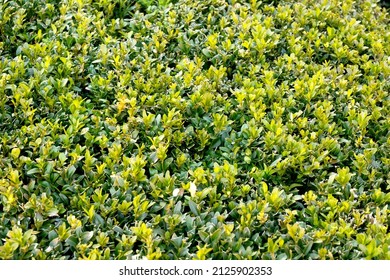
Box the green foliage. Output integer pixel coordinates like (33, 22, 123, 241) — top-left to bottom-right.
(0, 0, 389, 260)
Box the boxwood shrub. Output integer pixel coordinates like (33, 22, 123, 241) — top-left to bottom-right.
(0, 0, 389, 260)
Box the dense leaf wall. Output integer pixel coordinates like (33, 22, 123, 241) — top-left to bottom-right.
(0, 0, 389, 259)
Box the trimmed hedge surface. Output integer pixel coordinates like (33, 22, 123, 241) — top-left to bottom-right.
(0, 0, 389, 259)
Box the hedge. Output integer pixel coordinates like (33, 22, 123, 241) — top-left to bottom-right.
(0, 0, 389, 260)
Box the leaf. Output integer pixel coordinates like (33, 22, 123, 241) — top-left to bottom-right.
(173, 201, 182, 214)
(58, 153, 67, 162)
(188, 200, 199, 216)
(48, 230, 58, 241)
(277, 253, 288, 260)
(210, 228, 222, 243)
(189, 182, 197, 197)
(11, 148, 21, 159)
(171, 235, 183, 248)
(202, 48, 212, 58)
(113, 226, 123, 234)
(47, 208, 59, 217)
(66, 165, 76, 178)
(304, 241, 314, 256)
(16, 46, 23, 55)
(261, 182, 268, 194)
(26, 168, 40, 176)
(81, 231, 94, 243)
(94, 214, 105, 226)
(59, 193, 69, 204)
(65, 236, 78, 248)
(173, 188, 181, 197)
(198, 230, 209, 242)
